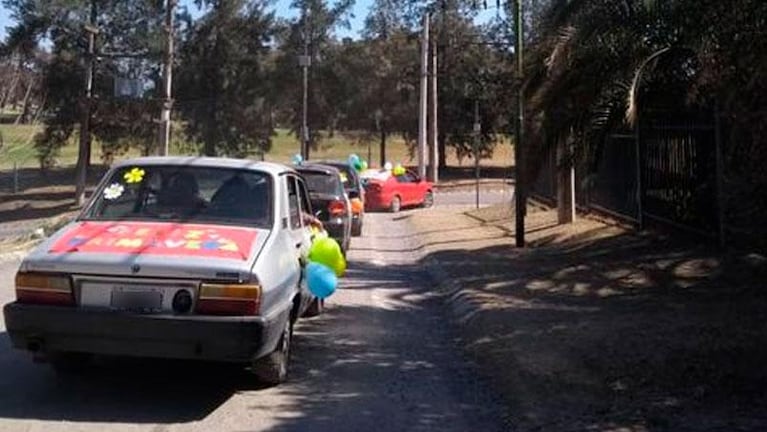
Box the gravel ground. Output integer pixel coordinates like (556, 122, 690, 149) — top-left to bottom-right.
(0, 196, 511, 432)
(408, 204, 767, 432)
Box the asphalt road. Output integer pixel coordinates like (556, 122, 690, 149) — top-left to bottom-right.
(0, 191, 510, 432)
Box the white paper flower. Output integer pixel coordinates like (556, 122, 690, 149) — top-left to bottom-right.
(103, 183, 125, 200)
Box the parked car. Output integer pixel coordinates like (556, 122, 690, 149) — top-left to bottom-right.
(294, 163, 352, 254)
(313, 160, 365, 236)
(3, 157, 323, 385)
(361, 168, 434, 212)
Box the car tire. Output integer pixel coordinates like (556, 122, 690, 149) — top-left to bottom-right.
(304, 297, 324, 317)
(422, 190, 434, 208)
(50, 351, 92, 375)
(252, 315, 293, 386)
(389, 196, 401, 213)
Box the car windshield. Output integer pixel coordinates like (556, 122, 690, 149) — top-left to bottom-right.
(84, 165, 273, 228)
(301, 171, 343, 195)
(333, 165, 355, 189)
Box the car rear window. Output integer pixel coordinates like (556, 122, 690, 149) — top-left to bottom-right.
(300, 171, 343, 195)
(84, 165, 273, 228)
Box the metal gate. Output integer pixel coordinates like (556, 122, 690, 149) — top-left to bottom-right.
(641, 112, 718, 234)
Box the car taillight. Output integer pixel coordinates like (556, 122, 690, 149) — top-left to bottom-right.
(196, 283, 261, 316)
(328, 200, 347, 217)
(15, 272, 74, 306)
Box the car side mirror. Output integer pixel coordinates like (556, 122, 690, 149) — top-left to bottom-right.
(348, 190, 360, 199)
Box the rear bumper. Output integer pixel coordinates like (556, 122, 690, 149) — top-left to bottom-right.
(324, 217, 349, 243)
(3, 302, 289, 363)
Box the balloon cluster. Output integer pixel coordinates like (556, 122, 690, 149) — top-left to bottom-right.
(347, 154, 368, 172)
(305, 234, 346, 299)
(380, 161, 406, 175)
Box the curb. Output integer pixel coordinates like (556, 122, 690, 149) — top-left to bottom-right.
(434, 179, 513, 192)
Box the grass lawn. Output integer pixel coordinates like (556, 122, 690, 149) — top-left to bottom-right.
(0, 124, 513, 171)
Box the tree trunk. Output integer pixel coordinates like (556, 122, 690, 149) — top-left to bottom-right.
(31, 91, 47, 124)
(0, 56, 21, 113)
(15, 78, 35, 125)
(438, 131, 447, 169)
(380, 129, 387, 167)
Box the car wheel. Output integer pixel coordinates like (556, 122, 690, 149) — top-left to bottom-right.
(304, 297, 324, 317)
(252, 315, 292, 385)
(422, 190, 434, 208)
(389, 196, 401, 213)
(50, 351, 92, 375)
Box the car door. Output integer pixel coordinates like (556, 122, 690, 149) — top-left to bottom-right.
(287, 176, 311, 257)
(395, 172, 416, 205)
(287, 175, 314, 307)
(409, 171, 429, 204)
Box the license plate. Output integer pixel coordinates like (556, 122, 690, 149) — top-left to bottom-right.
(110, 287, 163, 312)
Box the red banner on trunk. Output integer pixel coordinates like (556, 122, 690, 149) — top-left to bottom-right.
(49, 222, 258, 260)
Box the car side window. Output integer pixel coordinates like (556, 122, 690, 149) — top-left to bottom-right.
(297, 178, 313, 219)
(287, 176, 302, 229)
(396, 174, 409, 183)
(406, 171, 419, 183)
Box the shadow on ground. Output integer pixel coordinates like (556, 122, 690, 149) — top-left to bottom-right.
(0, 329, 262, 423)
(0, 259, 507, 430)
(423, 220, 767, 431)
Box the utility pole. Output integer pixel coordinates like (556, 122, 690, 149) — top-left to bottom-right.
(513, 0, 526, 247)
(300, 5, 311, 161)
(74, 0, 98, 206)
(418, 13, 429, 179)
(428, 39, 439, 182)
(474, 99, 481, 209)
(158, 0, 176, 156)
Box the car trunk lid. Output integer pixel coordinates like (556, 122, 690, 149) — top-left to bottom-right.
(23, 220, 270, 281)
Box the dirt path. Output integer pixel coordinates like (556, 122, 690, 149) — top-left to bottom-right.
(409, 204, 767, 431)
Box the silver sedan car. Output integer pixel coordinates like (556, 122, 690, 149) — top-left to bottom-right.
(4, 157, 322, 385)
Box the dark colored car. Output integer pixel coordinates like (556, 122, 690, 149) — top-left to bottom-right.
(313, 160, 365, 236)
(295, 164, 352, 253)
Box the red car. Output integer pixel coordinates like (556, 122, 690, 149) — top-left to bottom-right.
(361, 168, 434, 212)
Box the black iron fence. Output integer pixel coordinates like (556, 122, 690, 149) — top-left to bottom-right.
(531, 110, 722, 240)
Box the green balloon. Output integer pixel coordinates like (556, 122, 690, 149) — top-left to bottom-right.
(353, 160, 363, 172)
(309, 237, 344, 273)
(360, 160, 369, 171)
(331, 253, 347, 276)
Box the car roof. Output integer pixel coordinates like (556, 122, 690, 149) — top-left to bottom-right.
(113, 156, 292, 177)
(294, 163, 342, 176)
(312, 160, 350, 170)
(360, 169, 392, 181)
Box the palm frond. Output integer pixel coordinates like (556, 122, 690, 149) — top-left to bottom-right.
(625, 47, 670, 126)
(544, 25, 576, 76)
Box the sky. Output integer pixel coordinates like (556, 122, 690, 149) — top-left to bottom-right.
(0, 0, 374, 41)
(0, 0, 500, 42)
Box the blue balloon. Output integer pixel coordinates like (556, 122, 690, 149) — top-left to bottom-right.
(347, 154, 360, 167)
(306, 262, 337, 299)
(291, 154, 303, 165)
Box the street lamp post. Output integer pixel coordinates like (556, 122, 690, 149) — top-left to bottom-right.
(513, 0, 526, 247)
(300, 6, 311, 161)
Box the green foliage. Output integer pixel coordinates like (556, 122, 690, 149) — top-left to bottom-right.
(175, 0, 276, 157)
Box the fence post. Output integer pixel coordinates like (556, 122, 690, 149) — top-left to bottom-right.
(714, 103, 726, 248)
(556, 138, 575, 223)
(634, 119, 644, 229)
